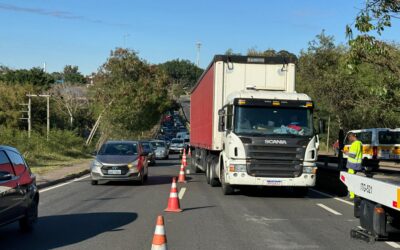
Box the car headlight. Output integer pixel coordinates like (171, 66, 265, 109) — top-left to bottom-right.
(93, 160, 102, 168)
(229, 164, 247, 172)
(128, 160, 139, 169)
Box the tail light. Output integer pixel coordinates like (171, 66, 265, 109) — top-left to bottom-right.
(373, 146, 378, 159)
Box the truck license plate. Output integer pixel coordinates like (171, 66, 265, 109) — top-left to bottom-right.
(108, 169, 121, 175)
(264, 180, 282, 186)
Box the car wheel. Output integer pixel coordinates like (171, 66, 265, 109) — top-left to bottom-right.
(91, 180, 98, 185)
(138, 170, 145, 185)
(19, 196, 38, 232)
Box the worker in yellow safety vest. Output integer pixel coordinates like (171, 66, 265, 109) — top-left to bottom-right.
(343, 132, 363, 199)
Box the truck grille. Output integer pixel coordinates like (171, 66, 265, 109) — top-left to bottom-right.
(244, 144, 305, 178)
(101, 165, 129, 175)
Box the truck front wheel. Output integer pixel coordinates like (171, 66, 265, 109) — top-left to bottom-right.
(209, 158, 220, 187)
(206, 163, 211, 184)
(221, 168, 234, 195)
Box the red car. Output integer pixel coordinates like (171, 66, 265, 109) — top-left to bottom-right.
(0, 145, 39, 231)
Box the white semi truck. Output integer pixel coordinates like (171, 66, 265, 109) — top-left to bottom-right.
(190, 55, 323, 195)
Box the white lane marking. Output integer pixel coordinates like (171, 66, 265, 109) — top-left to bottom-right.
(316, 203, 343, 215)
(386, 242, 400, 248)
(310, 188, 354, 206)
(39, 175, 90, 193)
(178, 187, 186, 200)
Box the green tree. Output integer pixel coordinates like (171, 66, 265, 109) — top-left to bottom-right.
(297, 31, 400, 142)
(346, 0, 400, 71)
(92, 48, 172, 141)
(0, 67, 54, 88)
(63, 65, 86, 84)
(158, 59, 203, 97)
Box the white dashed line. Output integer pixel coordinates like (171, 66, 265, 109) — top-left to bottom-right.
(386, 242, 400, 248)
(310, 188, 354, 206)
(178, 187, 186, 200)
(316, 203, 343, 215)
(39, 175, 90, 193)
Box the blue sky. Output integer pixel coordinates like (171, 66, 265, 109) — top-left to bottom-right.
(0, 0, 399, 75)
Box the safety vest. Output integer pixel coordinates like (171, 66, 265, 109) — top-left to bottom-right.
(347, 140, 363, 170)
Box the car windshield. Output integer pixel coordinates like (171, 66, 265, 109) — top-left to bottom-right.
(151, 141, 166, 147)
(234, 106, 313, 136)
(378, 131, 400, 144)
(172, 139, 183, 144)
(98, 143, 137, 155)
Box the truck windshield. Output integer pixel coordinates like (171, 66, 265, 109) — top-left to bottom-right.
(234, 106, 313, 136)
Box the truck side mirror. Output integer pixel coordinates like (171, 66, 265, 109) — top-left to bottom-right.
(318, 119, 326, 134)
(218, 109, 225, 132)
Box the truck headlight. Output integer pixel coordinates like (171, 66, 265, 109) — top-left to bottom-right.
(303, 167, 317, 174)
(229, 164, 247, 172)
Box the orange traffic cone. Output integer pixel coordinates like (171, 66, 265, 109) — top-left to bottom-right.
(188, 147, 191, 157)
(182, 149, 187, 167)
(177, 164, 186, 183)
(165, 177, 182, 212)
(151, 215, 167, 250)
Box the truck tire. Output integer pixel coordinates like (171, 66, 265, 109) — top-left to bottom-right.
(206, 163, 211, 184)
(209, 158, 220, 187)
(221, 167, 234, 195)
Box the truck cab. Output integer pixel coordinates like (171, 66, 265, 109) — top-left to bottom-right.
(216, 89, 318, 194)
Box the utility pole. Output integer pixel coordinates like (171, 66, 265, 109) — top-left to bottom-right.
(26, 94, 51, 141)
(123, 33, 130, 47)
(19, 101, 30, 137)
(196, 42, 202, 67)
(28, 96, 31, 138)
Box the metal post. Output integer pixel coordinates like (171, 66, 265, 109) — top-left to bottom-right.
(47, 96, 50, 141)
(28, 96, 31, 138)
(326, 116, 331, 153)
(196, 42, 202, 67)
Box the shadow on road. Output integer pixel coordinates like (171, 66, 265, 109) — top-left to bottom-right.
(183, 205, 216, 211)
(0, 212, 137, 250)
(239, 187, 331, 199)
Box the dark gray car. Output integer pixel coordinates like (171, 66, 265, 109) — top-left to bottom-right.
(90, 141, 149, 185)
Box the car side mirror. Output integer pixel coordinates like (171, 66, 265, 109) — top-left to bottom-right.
(91, 151, 97, 156)
(0, 171, 12, 181)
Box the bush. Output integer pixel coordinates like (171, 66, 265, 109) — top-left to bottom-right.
(0, 127, 90, 167)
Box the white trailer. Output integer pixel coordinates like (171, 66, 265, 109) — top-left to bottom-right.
(340, 171, 400, 241)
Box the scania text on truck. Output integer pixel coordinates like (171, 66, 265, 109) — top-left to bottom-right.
(190, 55, 323, 195)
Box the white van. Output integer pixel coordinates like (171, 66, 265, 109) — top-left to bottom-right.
(343, 128, 400, 164)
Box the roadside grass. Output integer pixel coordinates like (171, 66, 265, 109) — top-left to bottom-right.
(0, 127, 93, 174)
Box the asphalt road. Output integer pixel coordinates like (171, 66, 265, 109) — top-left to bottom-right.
(0, 155, 398, 250)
